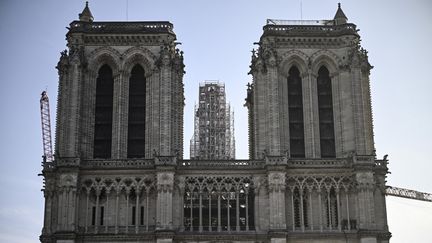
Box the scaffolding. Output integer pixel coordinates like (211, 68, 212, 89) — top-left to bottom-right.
(190, 81, 235, 160)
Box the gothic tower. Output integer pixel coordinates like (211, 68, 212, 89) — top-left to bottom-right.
(247, 4, 374, 160)
(245, 4, 390, 243)
(40, 3, 184, 242)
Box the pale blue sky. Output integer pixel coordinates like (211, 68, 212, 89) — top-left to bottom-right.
(0, 0, 431, 242)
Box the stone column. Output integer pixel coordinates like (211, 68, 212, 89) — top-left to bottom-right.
(267, 169, 286, 230)
(42, 190, 53, 234)
(125, 189, 130, 233)
(147, 70, 160, 157)
(177, 180, 185, 232)
(54, 172, 78, 241)
(217, 191, 221, 232)
(68, 187, 77, 231)
(62, 53, 82, 158)
(158, 47, 173, 156)
(55, 51, 70, 157)
(331, 72, 344, 157)
(337, 69, 355, 154)
(355, 171, 375, 229)
(135, 188, 140, 233)
(345, 188, 351, 230)
(198, 190, 203, 232)
(114, 189, 120, 234)
(266, 53, 281, 156)
(350, 64, 368, 155)
(155, 158, 175, 231)
(94, 189, 100, 233)
(303, 71, 316, 158)
(81, 70, 97, 158)
(236, 189, 240, 231)
(251, 59, 266, 158)
(245, 190, 249, 231)
(146, 188, 150, 231)
(155, 157, 175, 243)
(112, 70, 127, 158)
(336, 188, 342, 231)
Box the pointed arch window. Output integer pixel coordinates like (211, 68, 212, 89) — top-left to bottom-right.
(325, 188, 339, 228)
(94, 64, 114, 158)
(317, 66, 336, 158)
(293, 188, 308, 229)
(288, 66, 305, 157)
(127, 65, 146, 158)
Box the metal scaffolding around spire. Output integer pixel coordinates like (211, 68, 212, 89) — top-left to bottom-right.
(190, 81, 235, 160)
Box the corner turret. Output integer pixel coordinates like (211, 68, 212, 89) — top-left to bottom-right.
(79, 1, 94, 22)
(334, 3, 348, 25)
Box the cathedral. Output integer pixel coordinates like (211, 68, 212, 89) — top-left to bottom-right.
(40, 3, 391, 243)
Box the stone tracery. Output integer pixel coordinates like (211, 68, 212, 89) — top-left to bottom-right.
(183, 176, 255, 232)
(78, 176, 157, 234)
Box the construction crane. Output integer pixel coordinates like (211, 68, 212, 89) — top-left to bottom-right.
(386, 186, 432, 202)
(40, 91, 54, 165)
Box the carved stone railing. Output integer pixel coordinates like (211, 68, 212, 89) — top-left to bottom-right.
(155, 156, 177, 166)
(79, 158, 355, 170)
(81, 159, 154, 169)
(262, 23, 357, 37)
(179, 160, 265, 169)
(353, 154, 375, 164)
(68, 21, 175, 35)
(265, 156, 287, 165)
(53, 157, 81, 167)
(287, 158, 350, 168)
(78, 225, 156, 234)
(267, 19, 334, 26)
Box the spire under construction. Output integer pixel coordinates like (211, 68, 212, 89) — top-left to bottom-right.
(190, 81, 235, 160)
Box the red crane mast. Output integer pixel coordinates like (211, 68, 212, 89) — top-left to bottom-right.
(40, 91, 54, 164)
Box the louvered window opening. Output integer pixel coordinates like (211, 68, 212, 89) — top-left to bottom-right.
(288, 66, 305, 157)
(317, 66, 336, 158)
(127, 65, 146, 158)
(94, 65, 114, 158)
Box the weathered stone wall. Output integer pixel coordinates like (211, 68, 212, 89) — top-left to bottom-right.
(248, 31, 375, 159)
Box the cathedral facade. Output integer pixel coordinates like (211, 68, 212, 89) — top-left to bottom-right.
(40, 3, 391, 243)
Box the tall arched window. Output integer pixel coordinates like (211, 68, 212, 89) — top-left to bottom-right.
(317, 66, 336, 158)
(127, 65, 146, 158)
(288, 66, 305, 157)
(94, 64, 114, 158)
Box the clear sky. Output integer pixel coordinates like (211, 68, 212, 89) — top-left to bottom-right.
(0, 0, 431, 242)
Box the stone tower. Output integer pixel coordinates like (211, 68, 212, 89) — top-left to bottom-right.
(190, 81, 235, 160)
(40, 3, 185, 242)
(245, 3, 390, 243)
